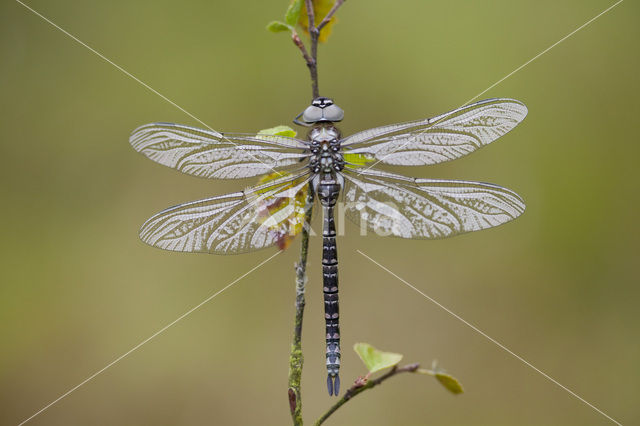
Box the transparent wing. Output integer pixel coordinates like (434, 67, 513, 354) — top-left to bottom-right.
(139, 172, 312, 253)
(341, 98, 527, 166)
(130, 122, 310, 179)
(342, 168, 525, 239)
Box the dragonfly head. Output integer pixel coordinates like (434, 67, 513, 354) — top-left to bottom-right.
(294, 97, 344, 126)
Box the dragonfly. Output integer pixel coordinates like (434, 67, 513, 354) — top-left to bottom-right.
(129, 97, 527, 396)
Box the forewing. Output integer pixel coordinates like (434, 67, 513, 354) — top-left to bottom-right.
(342, 169, 525, 239)
(139, 172, 312, 253)
(130, 122, 309, 179)
(341, 98, 527, 166)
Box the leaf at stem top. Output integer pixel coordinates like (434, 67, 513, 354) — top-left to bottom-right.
(353, 343, 403, 374)
(285, 0, 304, 27)
(299, 0, 338, 42)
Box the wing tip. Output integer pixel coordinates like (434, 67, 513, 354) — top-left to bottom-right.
(129, 123, 166, 149)
(473, 97, 528, 120)
(496, 98, 528, 121)
(129, 122, 221, 147)
(506, 98, 528, 120)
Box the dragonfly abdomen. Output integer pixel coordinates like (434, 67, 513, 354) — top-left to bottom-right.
(317, 174, 342, 396)
(322, 202, 341, 396)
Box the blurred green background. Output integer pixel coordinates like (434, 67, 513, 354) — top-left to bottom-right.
(1, 1, 639, 424)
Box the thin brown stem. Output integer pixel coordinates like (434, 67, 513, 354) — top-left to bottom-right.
(314, 364, 421, 426)
(292, 30, 314, 67)
(288, 186, 315, 426)
(304, 0, 319, 98)
(304, 0, 316, 36)
(317, 0, 345, 31)
(308, 33, 319, 99)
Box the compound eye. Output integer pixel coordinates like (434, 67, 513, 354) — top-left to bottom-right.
(323, 104, 344, 122)
(302, 105, 323, 123)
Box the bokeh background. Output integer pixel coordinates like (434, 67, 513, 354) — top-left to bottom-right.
(2, 1, 639, 424)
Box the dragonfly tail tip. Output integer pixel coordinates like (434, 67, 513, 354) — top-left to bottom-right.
(327, 374, 340, 396)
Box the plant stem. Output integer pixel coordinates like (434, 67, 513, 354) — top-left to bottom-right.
(304, 0, 319, 98)
(288, 186, 315, 426)
(317, 0, 345, 31)
(290, 0, 347, 99)
(292, 30, 313, 67)
(314, 363, 421, 425)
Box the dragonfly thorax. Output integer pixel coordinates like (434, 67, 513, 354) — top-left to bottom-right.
(308, 125, 344, 174)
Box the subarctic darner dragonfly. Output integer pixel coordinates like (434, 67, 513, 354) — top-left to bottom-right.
(130, 97, 527, 395)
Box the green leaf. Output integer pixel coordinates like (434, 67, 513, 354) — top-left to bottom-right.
(258, 125, 297, 138)
(435, 372, 464, 394)
(418, 361, 464, 394)
(353, 343, 403, 374)
(285, 0, 304, 27)
(266, 21, 292, 33)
